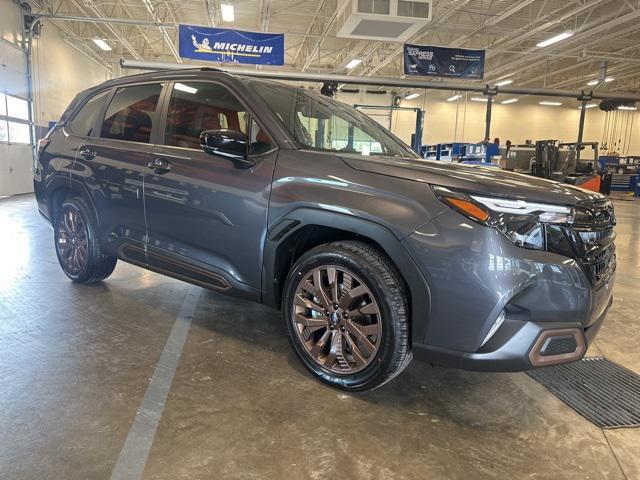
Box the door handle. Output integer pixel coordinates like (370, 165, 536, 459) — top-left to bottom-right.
(79, 147, 96, 160)
(147, 157, 172, 174)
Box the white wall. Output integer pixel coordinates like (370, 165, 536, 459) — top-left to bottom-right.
(0, 1, 111, 196)
(396, 92, 640, 157)
(335, 89, 640, 158)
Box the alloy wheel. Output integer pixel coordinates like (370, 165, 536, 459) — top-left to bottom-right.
(292, 265, 382, 374)
(55, 208, 89, 275)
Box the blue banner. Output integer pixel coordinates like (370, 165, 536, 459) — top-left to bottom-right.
(179, 25, 284, 65)
(404, 44, 485, 79)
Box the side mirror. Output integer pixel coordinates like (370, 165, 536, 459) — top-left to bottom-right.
(199, 129, 255, 168)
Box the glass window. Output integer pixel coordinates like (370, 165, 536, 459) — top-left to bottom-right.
(0, 120, 8, 142)
(69, 90, 109, 137)
(251, 80, 416, 158)
(6, 95, 29, 120)
(0, 93, 6, 117)
(8, 122, 30, 144)
(100, 83, 162, 143)
(165, 81, 274, 155)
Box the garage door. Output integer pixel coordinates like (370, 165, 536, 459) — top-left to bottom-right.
(0, 39, 33, 197)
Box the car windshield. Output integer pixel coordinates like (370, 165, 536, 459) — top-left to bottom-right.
(249, 80, 418, 158)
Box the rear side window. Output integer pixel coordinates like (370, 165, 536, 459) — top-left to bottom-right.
(68, 90, 109, 137)
(100, 83, 162, 143)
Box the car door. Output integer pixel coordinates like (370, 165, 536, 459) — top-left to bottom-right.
(143, 80, 278, 298)
(75, 82, 164, 263)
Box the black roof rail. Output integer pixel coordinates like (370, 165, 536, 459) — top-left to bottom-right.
(200, 67, 224, 72)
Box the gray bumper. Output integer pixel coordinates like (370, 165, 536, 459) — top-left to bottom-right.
(403, 208, 615, 371)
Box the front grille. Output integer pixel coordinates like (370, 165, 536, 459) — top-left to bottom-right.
(547, 199, 616, 286)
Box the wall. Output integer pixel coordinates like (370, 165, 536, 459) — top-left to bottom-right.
(396, 92, 640, 157)
(335, 88, 639, 158)
(0, 1, 111, 196)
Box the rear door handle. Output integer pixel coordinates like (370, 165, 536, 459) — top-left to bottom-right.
(79, 147, 96, 160)
(147, 157, 172, 174)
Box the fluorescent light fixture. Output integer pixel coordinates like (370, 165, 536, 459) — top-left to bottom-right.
(175, 83, 198, 94)
(618, 105, 637, 111)
(495, 79, 513, 87)
(536, 31, 573, 48)
(221, 3, 235, 22)
(501, 98, 519, 104)
(471, 97, 488, 102)
(345, 58, 362, 70)
(539, 101, 562, 106)
(587, 77, 614, 86)
(405, 92, 420, 100)
(446, 94, 462, 102)
(92, 38, 112, 51)
(578, 103, 598, 109)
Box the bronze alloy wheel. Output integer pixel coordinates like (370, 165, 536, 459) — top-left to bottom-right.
(55, 207, 89, 275)
(292, 265, 382, 375)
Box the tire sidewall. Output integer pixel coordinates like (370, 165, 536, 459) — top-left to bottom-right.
(283, 246, 404, 391)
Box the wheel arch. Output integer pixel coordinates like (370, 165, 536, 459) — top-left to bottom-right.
(262, 208, 431, 345)
(47, 178, 99, 226)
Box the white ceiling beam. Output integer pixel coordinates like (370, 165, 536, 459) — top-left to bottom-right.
(141, 0, 182, 63)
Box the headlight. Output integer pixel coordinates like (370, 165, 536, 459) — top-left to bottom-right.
(432, 186, 575, 250)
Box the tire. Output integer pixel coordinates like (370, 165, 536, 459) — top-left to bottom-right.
(283, 241, 412, 391)
(53, 197, 117, 284)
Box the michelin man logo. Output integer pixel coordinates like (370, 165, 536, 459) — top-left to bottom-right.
(192, 35, 213, 52)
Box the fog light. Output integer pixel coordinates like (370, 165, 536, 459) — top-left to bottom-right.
(480, 310, 506, 347)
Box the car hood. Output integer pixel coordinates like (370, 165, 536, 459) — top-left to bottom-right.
(339, 154, 603, 206)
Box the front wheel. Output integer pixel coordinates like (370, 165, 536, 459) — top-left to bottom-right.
(283, 241, 412, 391)
(54, 197, 117, 283)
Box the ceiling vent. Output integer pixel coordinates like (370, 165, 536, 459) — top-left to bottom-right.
(337, 0, 432, 42)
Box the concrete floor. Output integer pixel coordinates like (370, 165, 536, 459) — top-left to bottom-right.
(1, 193, 639, 480)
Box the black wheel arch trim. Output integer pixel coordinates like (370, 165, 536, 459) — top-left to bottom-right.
(262, 208, 432, 346)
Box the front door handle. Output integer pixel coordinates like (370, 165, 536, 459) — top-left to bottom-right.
(79, 147, 96, 160)
(147, 157, 172, 174)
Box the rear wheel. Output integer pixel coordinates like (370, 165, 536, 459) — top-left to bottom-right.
(283, 241, 411, 391)
(54, 197, 117, 283)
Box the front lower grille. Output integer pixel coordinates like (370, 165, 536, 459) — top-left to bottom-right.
(547, 199, 616, 286)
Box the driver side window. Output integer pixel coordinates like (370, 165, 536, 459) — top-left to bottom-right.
(164, 82, 273, 155)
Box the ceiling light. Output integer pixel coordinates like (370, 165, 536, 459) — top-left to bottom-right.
(345, 59, 362, 70)
(618, 106, 637, 111)
(221, 3, 235, 22)
(578, 103, 598, 109)
(536, 31, 573, 48)
(446, 94, 462, 102)
(92, 38, 112, 51)
(501, 98, 519, 104)
(539, 101, 562, 106)
(471, 97, 488, 102)
(175, 83, 198, 94)
(587, 77, 614, 86)
(495, 79, 513, 87)
(405, 92, 420, 100)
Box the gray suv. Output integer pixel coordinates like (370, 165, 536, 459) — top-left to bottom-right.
(34, 68, 616, 391)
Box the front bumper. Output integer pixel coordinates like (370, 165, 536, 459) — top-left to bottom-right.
(403, 208, 615, 372)
(412, 296, 611, 371)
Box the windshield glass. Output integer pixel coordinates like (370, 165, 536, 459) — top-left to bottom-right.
(249, 80, 418, 158)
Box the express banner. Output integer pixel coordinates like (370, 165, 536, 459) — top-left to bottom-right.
(403, 44, 485, 79)
(179, 25, 284, 65)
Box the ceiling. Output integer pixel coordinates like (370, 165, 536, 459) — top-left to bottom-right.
(29, 0, 640, 94)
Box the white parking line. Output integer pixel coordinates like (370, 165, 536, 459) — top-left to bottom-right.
(110, 286, 202, 480)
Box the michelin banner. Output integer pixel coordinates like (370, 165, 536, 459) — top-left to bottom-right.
(179, 25, 284, 65)
(403, 44, 485, 79)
